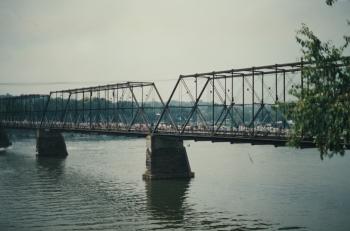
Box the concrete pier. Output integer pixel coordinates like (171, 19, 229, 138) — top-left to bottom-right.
(0, 129, 11, 148)
(36, 129, 68, 158)
(143, 135, 194, 180)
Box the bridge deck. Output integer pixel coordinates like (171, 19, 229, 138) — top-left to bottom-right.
(0, 121, 318, 148)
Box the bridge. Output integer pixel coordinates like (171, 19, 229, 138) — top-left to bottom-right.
(0, 59, 347, 179)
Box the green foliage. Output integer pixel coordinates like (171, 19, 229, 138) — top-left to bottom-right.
(326, 0, 337, 6)
(289, 24, 350, 159)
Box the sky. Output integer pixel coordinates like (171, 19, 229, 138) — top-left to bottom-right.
(0, 0, 349, 97)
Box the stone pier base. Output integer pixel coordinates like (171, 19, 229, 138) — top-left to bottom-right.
(36, 129, 68, 158)
(0, 128, 11, 148)
(142, 135, 194, 180)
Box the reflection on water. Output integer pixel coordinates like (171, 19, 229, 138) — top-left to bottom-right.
(36, 157, 66, 180)
(144, 180, 278, 230)
(146, 180, 190, 224)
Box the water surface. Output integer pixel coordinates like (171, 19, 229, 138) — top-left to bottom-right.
(1, 132, 350, 230)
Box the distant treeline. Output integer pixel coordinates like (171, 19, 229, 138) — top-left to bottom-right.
(0, 94, 288, 126)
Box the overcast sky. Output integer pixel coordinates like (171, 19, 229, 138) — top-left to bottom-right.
(0, 0, 349, 96)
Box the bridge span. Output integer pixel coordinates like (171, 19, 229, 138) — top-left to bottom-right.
(0, 59, 347, 179)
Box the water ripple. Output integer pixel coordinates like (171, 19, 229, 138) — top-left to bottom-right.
(1, 137, 350, 230)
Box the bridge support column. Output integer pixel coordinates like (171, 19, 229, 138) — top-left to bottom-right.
(0, 128, 11, 148)
(143, 135, 194, 180)
(36, 129, 68, 158)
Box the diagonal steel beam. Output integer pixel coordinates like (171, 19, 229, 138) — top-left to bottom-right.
(181, 78, 209, 129)
(40, 94, 51, 128)
(128, 83, 151, 131)
(153, 77, 182, 133)
(180, 78, 211, 134)
(152, 83, 178, 132)
(214, 103, 236, 134)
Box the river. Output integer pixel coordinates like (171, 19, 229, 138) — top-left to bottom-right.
(0, 132, 349, 230)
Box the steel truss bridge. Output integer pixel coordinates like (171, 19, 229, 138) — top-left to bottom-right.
(0, 59, 348, 147)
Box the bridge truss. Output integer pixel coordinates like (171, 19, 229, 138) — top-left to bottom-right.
(0, 58, 348, 146)
(39, 82, 166, 135)
(153, 58, 349, 144)
(0, 82, 166, 136)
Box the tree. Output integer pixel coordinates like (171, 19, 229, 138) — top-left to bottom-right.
(289, 1, 350, 159)
(326, 0, 336, 6)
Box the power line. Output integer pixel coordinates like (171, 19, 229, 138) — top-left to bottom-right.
(0, 78, 177, 86)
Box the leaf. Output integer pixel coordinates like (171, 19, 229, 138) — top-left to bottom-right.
(290, 24, 350, 159)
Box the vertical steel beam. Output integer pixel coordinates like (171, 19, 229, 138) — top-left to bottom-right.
(89, 90, 92, 129)
(195, 76, 198, 126)
(112, 89, 115, 123)
(131, 86, 134, 121)
(261, 72, 264, 123)
(242, 74, 245, 126)
(74, 93, 78, 126)
(224, 77, 227, 126)
(141, 86, 144, 108)
(283, 70, 286, 129)
(60, 92, 64, 126)
(116, 88, 119, 127)
(82, 91, 85, 123)
(107, 89, 109, 128)
(97, 89, 100, 125)
(55, 92, 58, 123)
(275, 65, 278, 125)
(231, 71, 234, 130)
(252, 67, 255, 133)
(61, 93, 72, 127)
(212, 74, 215, 134)
(29, 97, 31, 125)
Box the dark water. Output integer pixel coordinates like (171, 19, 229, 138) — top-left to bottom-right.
(1, 133, 350, 230)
